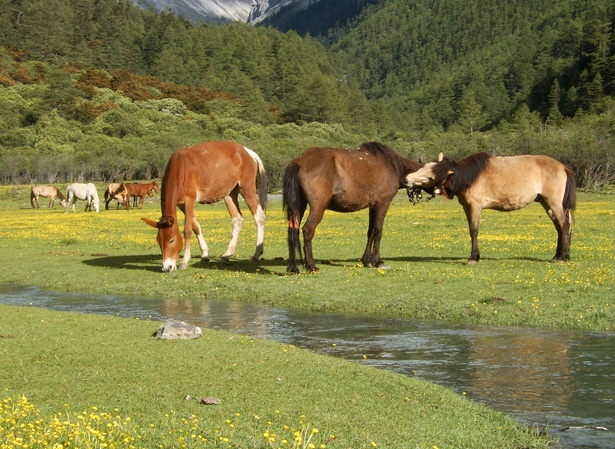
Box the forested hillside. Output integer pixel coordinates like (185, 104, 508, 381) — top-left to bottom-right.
(0, 0, 613, 188)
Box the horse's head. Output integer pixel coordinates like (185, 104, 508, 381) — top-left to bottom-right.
(404, 152, 454, 194)
(153, 182, 160, 194)
(142, 215, 182, 272)
(60, 199, 67, 209)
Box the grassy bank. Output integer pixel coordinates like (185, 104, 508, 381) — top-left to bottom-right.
(0, 185, 612, 330)
(0, 304, 551, 448)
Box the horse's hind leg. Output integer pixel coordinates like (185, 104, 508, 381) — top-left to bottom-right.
(240, 186, 266, 262)
(538, 197, 571, 262)
(302, 203, 326, 272)
(220, 189, 244, 263)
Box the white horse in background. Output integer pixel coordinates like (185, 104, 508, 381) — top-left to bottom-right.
(66, 183, 100, 212)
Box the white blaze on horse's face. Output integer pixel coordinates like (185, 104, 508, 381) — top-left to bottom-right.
(404, 162, 439, 187)
(93, 201, 100, 212)
(157, 225, 182, 272)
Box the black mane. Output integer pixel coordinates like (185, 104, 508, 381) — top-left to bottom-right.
(447, 152, 493, 193)
(360, 141, 422, 185)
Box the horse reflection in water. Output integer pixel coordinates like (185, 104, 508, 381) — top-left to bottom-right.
(65, 183, 100, 213)
(405, 152, 576, 264)
(142, 141, 267, 272)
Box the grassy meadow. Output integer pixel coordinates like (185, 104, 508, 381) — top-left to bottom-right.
(0, 305, 551, 449)
(0, 183, 612, 331)
(0, 183, 611, 449)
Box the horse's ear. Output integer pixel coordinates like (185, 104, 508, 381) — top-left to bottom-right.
(164, 216, 175, 227)
(419, 155, 424, 164)
(438, 152, 445, 161)
(447, 170, 455, 175)
(141, 217, 159, 228)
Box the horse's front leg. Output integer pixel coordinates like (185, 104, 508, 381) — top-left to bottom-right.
(190, 215, 210, 263)
(362, 208, 377, 267)
(178, 203, 195, 270)
(220, 193, 244, 263)
(368, 205, 390, 268)
(463, 203, 481, 265)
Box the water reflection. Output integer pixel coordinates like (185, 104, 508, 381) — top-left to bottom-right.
(1, 285, 613, 449)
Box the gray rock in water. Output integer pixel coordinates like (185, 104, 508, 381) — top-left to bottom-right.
(155, 319, 202, 340)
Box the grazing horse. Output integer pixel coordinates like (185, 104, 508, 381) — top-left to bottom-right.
(283, 142, 422, 273)
(104, 182, 125, 210)
(31, 185, 67, 209)
(404, 152, 576, 264)
(65, 183, 100, 213)
(142, 141, 267, 272)
(120, 181, 160, 210)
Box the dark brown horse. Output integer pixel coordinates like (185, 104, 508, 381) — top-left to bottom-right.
(31, 185, 66, 208)
(142, 141, 267, 272)
(283, 142, 422, 273)
(120, 181, 160, 210)
(404, 152, 576, 264)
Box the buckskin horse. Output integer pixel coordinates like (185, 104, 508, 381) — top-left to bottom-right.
(65, 183, 100, 213)
(142, 141, 267, 272)
(31, 185, 67, 209)
(404, 152, 576, 264)
(104, 182, 125, 209)
(283, 141, 422, 273)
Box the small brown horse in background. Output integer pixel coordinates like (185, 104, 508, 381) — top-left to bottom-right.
(104, 182, 125, 209)
(31, 185, 67, 208)
(142, 141, 267, 272)
(118, 181, 160, 210)
(404, 152, 576, 264)
(283, 142, 422, 273)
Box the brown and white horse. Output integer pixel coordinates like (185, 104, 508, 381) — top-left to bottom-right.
(142, 141, 267, 272)
(283, 142, 422, 273)
(404, 152, 576, 264)
(31, 185, 67, 208)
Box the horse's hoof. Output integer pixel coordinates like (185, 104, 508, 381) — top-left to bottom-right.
(250, 256, 260, 262)
(178, 263, 188, 270)
(219, 257, 232, 265)
(200, 256, 210, 263)
(466, 259, 478, 266)
(307, 266, 320, 273)
(377, 264, 390, 270)
(286, 267, 300, 275)
(550, 257, 567, 264)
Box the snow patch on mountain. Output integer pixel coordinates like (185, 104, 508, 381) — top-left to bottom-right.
(134, 0, 253, 23)
(247, 0, 315, 24)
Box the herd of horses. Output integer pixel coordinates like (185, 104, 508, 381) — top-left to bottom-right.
(32, 181, 160, 213)
(30, 140, 576, 272)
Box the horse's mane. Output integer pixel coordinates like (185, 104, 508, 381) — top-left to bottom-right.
(55, 187, 66, 201)
(360, 142, 420, 183)
(447, 152, 493, 193)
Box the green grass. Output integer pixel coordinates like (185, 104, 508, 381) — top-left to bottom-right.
(0, 184, 612, 331)
(0, 305, 551, 448)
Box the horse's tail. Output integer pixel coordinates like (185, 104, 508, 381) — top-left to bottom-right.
(563, 168, 577, 229)
(282, 162, 305, 268)
(244, 146, 268, 210)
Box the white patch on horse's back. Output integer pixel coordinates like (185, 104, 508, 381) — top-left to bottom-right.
(243, 146, 264, 168)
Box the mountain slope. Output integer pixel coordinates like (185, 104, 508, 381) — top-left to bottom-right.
(133, 0, 252, 22)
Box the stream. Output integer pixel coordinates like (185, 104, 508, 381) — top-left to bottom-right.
(0, 284, 613, 449)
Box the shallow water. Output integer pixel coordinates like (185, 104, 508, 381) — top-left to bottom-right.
(1, 284, 613, 449)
